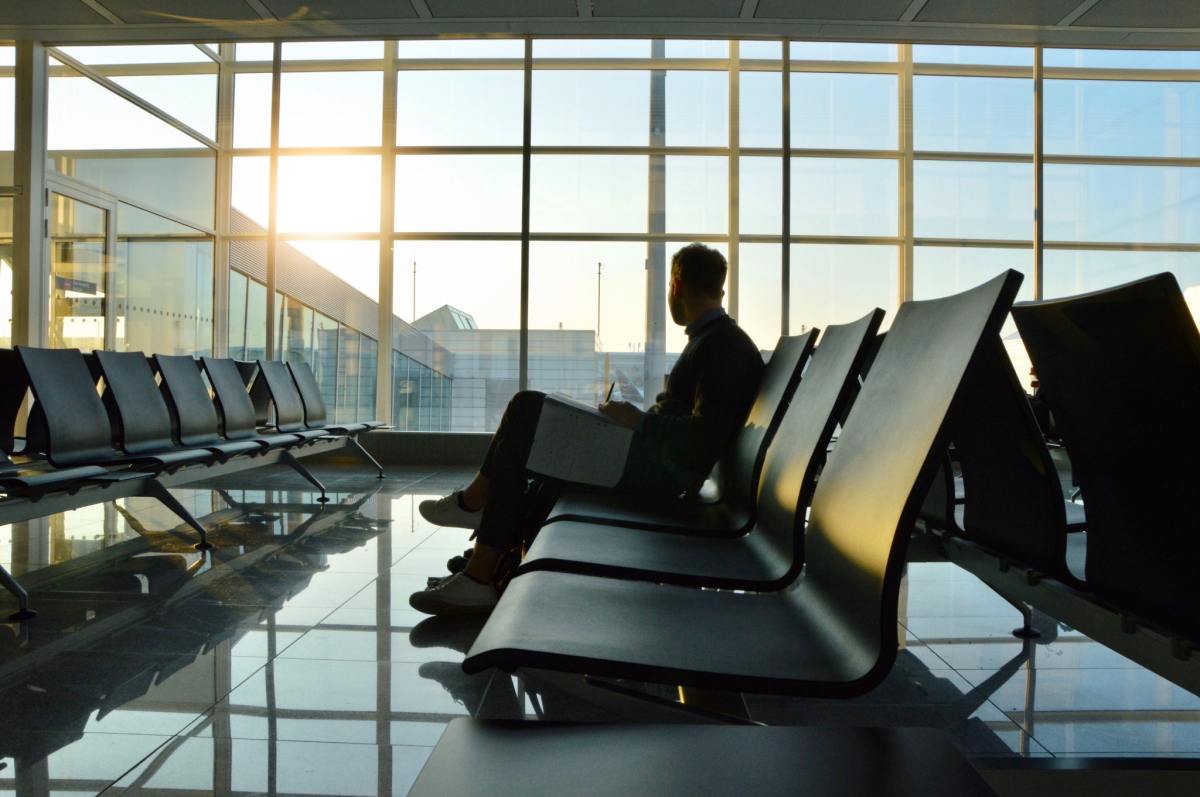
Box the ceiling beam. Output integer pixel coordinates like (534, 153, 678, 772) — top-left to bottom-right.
(900, 0, 930, 23)
(78, 0, 124, 25)
(1058, 0, 1103, 26)
(740, 0, 760, 19)
(577, 0, 593, 18)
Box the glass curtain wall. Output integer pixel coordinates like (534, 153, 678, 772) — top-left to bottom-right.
(46, 44, 217, 355)
(27, 39, 1200, 427)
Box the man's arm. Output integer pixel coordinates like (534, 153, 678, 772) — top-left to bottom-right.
(637, 338, 763, 485)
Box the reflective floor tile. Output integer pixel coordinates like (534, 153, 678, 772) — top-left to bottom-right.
(0, 731, 176, 795)
(108, 735, 435, 796)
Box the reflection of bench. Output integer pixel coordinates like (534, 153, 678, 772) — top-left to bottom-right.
(0, 348, 382, 619)
(519, 309, 883, 590)
(941, 274, 1200, 694)
(0, 487, 383, 766)
(545, 330, 817, 536)
(410, 273, 1021, 796)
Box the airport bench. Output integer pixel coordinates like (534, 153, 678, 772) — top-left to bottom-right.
(518, 308, 884, 590)
(544, 330, 817, 537)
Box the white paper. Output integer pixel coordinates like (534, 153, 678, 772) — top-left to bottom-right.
(526, 393, 634, 487)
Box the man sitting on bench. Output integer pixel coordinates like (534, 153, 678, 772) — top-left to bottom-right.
(409, 243, 765, 615)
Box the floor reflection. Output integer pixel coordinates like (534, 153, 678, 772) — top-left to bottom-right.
(0, 465, 1196, 796)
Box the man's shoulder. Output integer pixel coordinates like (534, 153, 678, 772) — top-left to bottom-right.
(700, 316, 763, 359)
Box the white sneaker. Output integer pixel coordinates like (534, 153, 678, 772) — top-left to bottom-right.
(409, 572, 498, 616)
(419, 491, 482, 530)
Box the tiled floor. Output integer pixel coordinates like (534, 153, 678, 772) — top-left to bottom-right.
(0, 464, 1197, 795)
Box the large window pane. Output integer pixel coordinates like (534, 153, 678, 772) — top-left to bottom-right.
(276, 156, 380, 233)
(233, 73, 272, 148)
(283, 41, 384, 60)
(532, 71, 649, 146)
(1045, 80, 1200, 158)
(533, 40, 650, 58)
(528, 241, 647, 406)
(665, 71, 727, 147)
(115, 204, 213, 355)
(231, 156, 269, 228)
(914, 45, 1033, 66)
(914, 77, 1032, 153)
(740, 71, 781, 149)
(398, 40, 524, 59)
(228, 269, 249, 358)
(915, 161, 1033, 240)
(531, 155, 648, 233)
(396, 71, 524, 146)
(1045, 49, 1200, 69)
(335, 327, 361, 423)
(279, 239, 379, 302)
(789, 244, 898, 333)
(245, 276, 267, 360)
(740, 41, 782, 60)
(395, 155, 522, 232)
(791, 73, 898, 151)
(790, 42, 896, 62)
(358, 336, 378, 422)
(740, 156, 782, 235)
(738, 242, 782, 351)
(914, 246, 1033, 302)
(57, 44, 210, 65)
(1045, 164, 1200, 244)
(666, 156, 727, 235)
(664, 40, 728, 58)
(392, 241, 521, 431)
(279, 72, 382, 147)
(792, 158, 898, 237)
(1044, 250, 1200, 302)
(110, 73, 218, 141)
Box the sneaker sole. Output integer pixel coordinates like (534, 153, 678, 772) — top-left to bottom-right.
(408, 593, 496, 617)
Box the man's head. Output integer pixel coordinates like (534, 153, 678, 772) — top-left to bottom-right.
(668, 243, 727, 326)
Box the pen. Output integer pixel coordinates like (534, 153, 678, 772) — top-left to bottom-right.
(605, 381, 615, 402)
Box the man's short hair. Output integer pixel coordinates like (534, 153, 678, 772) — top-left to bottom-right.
(671, 243, 727, 299)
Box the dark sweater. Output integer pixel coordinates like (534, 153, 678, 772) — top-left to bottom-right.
(621, 314, 764, 495)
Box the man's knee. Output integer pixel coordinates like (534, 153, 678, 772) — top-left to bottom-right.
(505, 390, 545, 419)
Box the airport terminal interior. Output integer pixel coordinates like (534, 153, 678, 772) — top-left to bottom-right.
(0, 1, 1199, 795)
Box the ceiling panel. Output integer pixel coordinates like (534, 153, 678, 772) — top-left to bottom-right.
(426, 0, 577, 18)
(101, 1, 263, 23)
(0, 0, 112, 26)
(593, 0, 742, 18)
(755, 0, 911, 21)
(917, 0, 1080, 26)
(1078, 0, 1200, 28)
(263, 1, 417, 20)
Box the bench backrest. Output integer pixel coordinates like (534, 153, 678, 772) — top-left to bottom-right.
(755, 310, 885, 568)
(721, 332, 817, 509)
(0, 348, 29, 454)
(16, 346, 119, 467)
(799, 270, 1022, 687)
(287, 360, 329, 429)
(94, 350, 178, 456)
(1012, 273, 1200, 640)
(948, 338, 1071, 579)
(155, 354, 223, 447)
(201, 357, 260, 441)
(255, 359, 309, 433)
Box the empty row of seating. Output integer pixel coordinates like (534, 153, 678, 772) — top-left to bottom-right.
(0, 348, 385, 619)
(936, 273, 1200, 687)
(410, 271, 1025, 795)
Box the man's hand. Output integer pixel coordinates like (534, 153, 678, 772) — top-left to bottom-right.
(598, 400, 644, 429)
